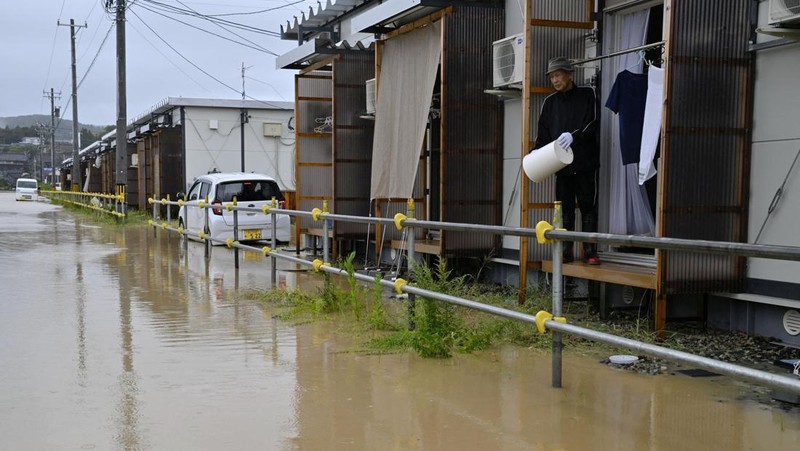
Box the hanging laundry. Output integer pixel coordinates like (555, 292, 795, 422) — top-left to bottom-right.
(639, 66, 664, 185)
(605, 70, 648, 165)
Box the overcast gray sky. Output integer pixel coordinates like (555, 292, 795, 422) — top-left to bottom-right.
(0, 0, 318, 126)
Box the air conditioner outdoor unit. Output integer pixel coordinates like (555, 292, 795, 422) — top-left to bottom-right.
(365, 78, 376, 114)
(769, 0, 800, 25)
(492, 33, 524, 88)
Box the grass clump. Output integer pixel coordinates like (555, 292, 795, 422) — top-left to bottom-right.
(252, 254, 558, 359)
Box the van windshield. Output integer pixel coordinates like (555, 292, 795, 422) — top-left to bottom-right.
(17, 181, 37, 189)
(215, 180, 283, 203)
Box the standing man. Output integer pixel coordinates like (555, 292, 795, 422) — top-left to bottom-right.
(532, 56, 600, 265)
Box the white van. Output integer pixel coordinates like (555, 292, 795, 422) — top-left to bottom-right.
(15, 178, 39, 201)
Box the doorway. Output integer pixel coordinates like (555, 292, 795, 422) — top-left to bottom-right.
(599, 2, 664, 253)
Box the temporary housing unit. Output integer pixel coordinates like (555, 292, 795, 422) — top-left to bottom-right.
(278, 38, 377, 252)
(498, 0, 800, 343)
(81, 98, 294, 211)
(714, 0, 800, 343)
(277, 0, 505, 260)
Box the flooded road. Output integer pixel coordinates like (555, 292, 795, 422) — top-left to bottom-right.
(1, 192, 798, 450)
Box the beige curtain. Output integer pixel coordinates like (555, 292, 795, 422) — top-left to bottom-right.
(370, 21, 442, 200)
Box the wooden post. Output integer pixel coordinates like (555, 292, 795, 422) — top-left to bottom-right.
(518, 0, 533, 304)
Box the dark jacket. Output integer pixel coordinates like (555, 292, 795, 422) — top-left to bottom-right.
(533, 84, 599, 175)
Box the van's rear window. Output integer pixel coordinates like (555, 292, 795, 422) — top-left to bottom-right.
(215, 180, 283, 203)
(17, 181, 37, 189)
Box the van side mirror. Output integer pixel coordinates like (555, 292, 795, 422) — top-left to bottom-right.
(177, 191, 185, 200)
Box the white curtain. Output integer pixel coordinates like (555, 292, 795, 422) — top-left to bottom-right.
(370, 21, 442, 200)
(607, 10, 655, 236)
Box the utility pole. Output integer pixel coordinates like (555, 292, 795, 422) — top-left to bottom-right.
(113, 0, 128, 203)
(44, 89, 61, 186)
(241, 62, 252, 172)
(37, 125, 47, 182)
(59, 19, 87, 191)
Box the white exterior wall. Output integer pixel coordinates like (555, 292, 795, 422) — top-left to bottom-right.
(182, 106, 295, 192)
(501, 1, 527, 251)
(747, 1, 800, 283)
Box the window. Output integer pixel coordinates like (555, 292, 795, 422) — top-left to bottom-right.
(215, 180, 283, 203)
(188, 182, 202, 201)
(17, 180, 37, 189)
(199, 182, 210, 201)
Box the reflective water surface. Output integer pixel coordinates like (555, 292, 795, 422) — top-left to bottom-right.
(0, 193, 798, 450)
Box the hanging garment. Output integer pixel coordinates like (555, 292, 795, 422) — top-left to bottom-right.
(605, 70, 648, 165)
(639, 66, 664, 185)
(606, 9, 654, 237)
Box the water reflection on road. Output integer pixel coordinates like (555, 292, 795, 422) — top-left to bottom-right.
(0, 193, 798, 450)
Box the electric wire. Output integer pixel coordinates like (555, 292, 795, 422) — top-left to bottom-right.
(77, 22, 114, 89)
(136, 2, 277, 55)
(144, 0, 281, 36)
(754, 148, 800, 244)
(244, 75, 288, 101)
(130, 6, 289, 111)
(41, 0, 68, 112)
(128, 7, 245, 98)
(127, 20, 208, 90)
(140, 0, 281, 37)
(174, 0, 277, 55)
(201, 0, 305, 17)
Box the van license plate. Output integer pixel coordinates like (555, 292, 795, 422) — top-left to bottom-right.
(243, 229, 262, 240)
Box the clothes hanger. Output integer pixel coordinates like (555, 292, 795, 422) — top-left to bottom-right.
(623, 50, 646, 72)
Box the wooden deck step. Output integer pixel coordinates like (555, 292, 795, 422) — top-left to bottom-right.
(541, 255, 657, 290)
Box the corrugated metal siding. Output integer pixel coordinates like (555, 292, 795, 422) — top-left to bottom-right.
(157, 129, 183, 217)
(296, 73, 333, 234)
(440, 5, 504, 257)
(526, 0, 592, 262)
(660, 0, 753, 294)
(534, 0, 591, 21)
(333, 52, 375, 238)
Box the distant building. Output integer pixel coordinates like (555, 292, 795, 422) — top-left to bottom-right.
(0, 153, 29, 185)
(19, 137, 41, 146)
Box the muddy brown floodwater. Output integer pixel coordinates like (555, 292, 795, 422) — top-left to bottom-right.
(0, 192, 798, 450)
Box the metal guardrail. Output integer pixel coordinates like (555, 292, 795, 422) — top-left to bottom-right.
(148, 196, 800, 395)
(43, 188, 126, 219)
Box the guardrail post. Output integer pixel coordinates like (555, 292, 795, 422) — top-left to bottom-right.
(271, 197, 278, 287)
(407, 198, 416, 331)
(204, 195, 210, 259)
(152, 196, 158, 238)
(166, 195, 171, 243)
(182, 193, 189, 253)
(233, 196, 239, 269)
(117, 184, 126, 225)
(552, 200, 564, 389)
(322, 200, 330, 264)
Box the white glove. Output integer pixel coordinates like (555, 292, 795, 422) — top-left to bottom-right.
(557, 132, 573, 149)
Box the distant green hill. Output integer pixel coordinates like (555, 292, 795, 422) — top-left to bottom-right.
(0, 115, 111, 142)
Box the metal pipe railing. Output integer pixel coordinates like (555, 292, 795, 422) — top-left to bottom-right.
(44, 189, 126, 218)
(147, 197, 800, 395)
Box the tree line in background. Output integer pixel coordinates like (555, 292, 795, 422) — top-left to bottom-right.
(0, 124, 114, 186)
(0, 124, 114, 148)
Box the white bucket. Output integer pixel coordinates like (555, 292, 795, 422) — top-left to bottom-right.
(523, 140, 574, 183)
